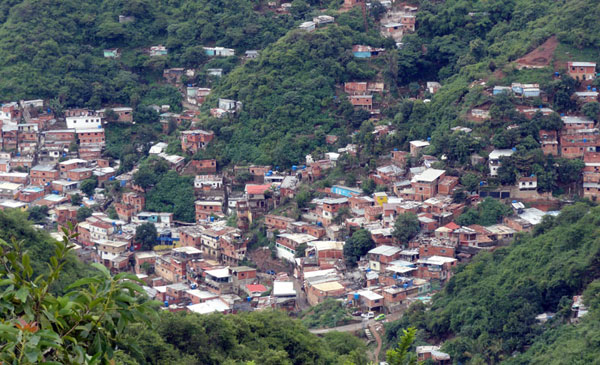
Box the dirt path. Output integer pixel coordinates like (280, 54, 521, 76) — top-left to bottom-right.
(369, 323, 383, 363)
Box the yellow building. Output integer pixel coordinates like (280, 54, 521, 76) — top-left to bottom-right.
(374, 192, 388, 206)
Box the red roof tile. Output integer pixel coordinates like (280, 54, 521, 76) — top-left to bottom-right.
(444, 222, 460, 230)
(246, 284, 267, 293)
(245, 184, 271, 195)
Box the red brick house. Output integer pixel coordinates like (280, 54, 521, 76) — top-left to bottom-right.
(368, 245, 402, 272)
(348, 95, 373, 111)
(30, 165, 59, 186)
(344, 82, 367, 95)
(195, 200, 223, 221)
(181, 130, 215, 154)
(265, 214, 295, 231)
(438, 176, 459, 195)
(566, 62, 596, 81)
(412, 169, 446, 201)
(115, 192, 145, 221)
(77, 129, 105, 145)
(190, 159, 217, 173)
(539, 130, 559, 156)
(66, 168, 93, 181)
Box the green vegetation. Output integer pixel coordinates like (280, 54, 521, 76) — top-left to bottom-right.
(0, 212, 156, 364)
(202, 19, 390, 167)
(145, 170, 196, 222)
(393, 212, 420, 244)
(386, 327, 418, 365)
(0, 209, 96, 293)
(385, 203, 600, 363)
(135, 222, 158, 251)
(301, 298, 354, 329)
(456, 197, 512, 226)
(0, 0, 294, 108)
(343, 228, 375, 267)
(76, 206, 93, 221)
(122, 310, 368, 365)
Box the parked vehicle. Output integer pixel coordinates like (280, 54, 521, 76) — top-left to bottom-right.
(375, 314, 386, 321)
(361, 311, 374, 319)
(352, 311, 363, 317)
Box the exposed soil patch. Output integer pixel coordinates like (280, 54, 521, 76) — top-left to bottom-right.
(515, 36, 558, 68)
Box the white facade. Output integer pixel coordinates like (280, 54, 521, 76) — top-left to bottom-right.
(488, 149, 514, 176)
(66, 115, 102, 131)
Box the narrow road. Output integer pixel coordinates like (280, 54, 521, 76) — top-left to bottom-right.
(309, 320, 366, 334)
(308, 310, 404, 334)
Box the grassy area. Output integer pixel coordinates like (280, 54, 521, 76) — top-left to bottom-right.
(553, 43, 600, 65)
(300, 299, 355, 329)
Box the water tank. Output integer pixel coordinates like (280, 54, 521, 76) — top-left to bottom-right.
(164, 301, 169, 307)
(588, 85, 592, 90)
(292, 165, 297, 171)
(554, 72, 560, 77)
(427, 137, 431, 141)
(393, 148, 398, 151)
(354, 293, 360, 300)
(512, 147, 517, 151)
(247, 296, 252, 302)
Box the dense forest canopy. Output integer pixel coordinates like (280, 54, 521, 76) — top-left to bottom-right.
(201, 20, 387, 167)
(0, 0, 295, 108)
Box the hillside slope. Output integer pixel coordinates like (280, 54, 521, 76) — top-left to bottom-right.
(385, 202, 600, 363)
(200, 15, 391, 167)
(0, 0, 293, 107)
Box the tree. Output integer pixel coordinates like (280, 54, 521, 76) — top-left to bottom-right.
(582, 101, 600, 121)
(107, 206, 118, 220)
(135, 222, 158, 251)
(393, 213, 420, 244)
(145, 171, 196, 222)
(0, 232, 156, 364)
(133, 106, 159, 124)
(370, 1, 387, 21)
(386, 327, 418, 365)
(361, 178, 376, 195)
(295, 189, 313, 209)
(140, 261, 155, 275)
(80, 178, 97, 197)
(27, 205, 49, 224)
(461, 173, 480, 192)
(103, 108, 119, 122)
(290, 0, 309, 18)
(295, 243, 308, 258)
(76, 207, 92, 222)
(71, 193, 82, 206)
(133, 167, 158, 190)
(343, 229, 375, 266)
